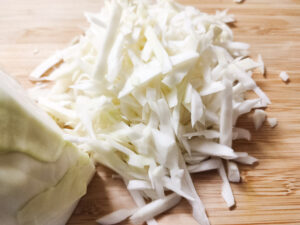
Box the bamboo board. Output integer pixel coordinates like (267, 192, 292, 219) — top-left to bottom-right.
(0, 0, 300, 224)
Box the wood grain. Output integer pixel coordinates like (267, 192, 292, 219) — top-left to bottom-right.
(0, 0, 300, 224)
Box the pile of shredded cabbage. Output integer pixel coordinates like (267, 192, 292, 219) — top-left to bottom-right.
(29, 0, 271, 224)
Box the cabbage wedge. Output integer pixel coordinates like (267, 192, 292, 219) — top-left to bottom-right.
(0, 70, 95, 225)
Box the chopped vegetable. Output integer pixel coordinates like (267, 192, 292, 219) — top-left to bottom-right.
(127, 180, 152, 191)
(97, 209, 137, 225)
(253, 109, 267, 130)
(257, 54, 265, 75)
(218, 160, 235, 208)
(29, 0, 272, 224)
(188, 158, 221, 173)
(232, 127, 251, 141)
(29, 51, 64, 80)
(279, 71, 289, 82)
(267, 117, 278, 128)
(227, 161, 240, 183)
(189, 140, 238, 160)
(234, 154, 258, 165)
(130, 193, 181, 225)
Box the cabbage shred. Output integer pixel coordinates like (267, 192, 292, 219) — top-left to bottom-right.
(30, 0, 270, 224)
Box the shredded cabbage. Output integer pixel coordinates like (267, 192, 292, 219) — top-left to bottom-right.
(96, 209, 136, 225)
(267, 117, 277, 128)
(130, 193, 181, 225)
(29, 0, 273, 224)
(279, 71, 289, 82)
(253, 109, 267, 130)
(257, 54, 265, 75)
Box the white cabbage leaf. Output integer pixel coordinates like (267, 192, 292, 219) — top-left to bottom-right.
(0, 71, 95, 225)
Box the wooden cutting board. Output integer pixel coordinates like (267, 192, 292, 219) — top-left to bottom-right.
(0, 0, 300, 224)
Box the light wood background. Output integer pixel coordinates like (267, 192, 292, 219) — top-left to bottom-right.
(0, 0, 300, 224)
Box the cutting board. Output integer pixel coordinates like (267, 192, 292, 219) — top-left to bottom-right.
(0, 0, 300, 224)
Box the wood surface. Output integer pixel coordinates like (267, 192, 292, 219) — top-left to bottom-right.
(0, 0, 300, 224)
